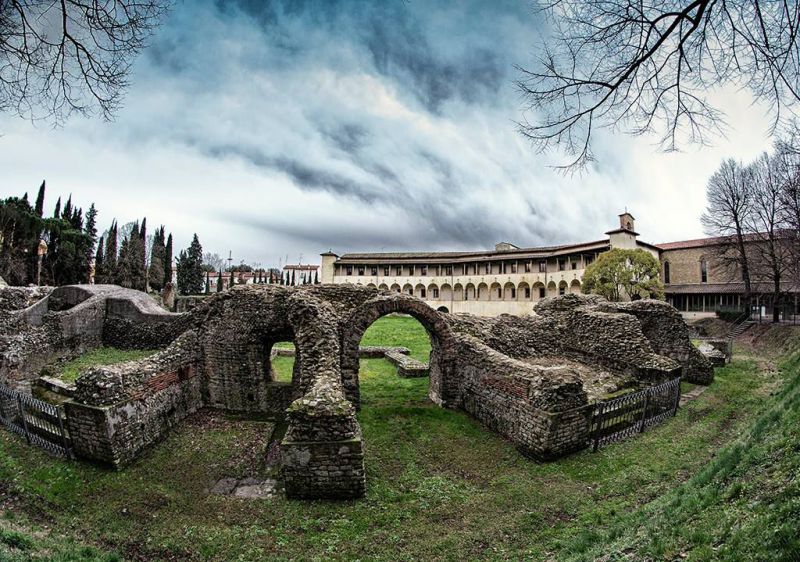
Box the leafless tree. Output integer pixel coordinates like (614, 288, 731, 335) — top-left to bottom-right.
(747, 152, 794, 322)
(518, 1, 800, 169)
(773, 137, 800, 288)
(701, 158, 754, 309)
(0, 0, 170, 125)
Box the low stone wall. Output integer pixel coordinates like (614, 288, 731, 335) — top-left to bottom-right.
(454, 335, 590, 459)
(384, 350, 429, 377)
(66, 330, 203, 467)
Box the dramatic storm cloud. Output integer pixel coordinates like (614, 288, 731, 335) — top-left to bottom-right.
(0, 0, 777, 267)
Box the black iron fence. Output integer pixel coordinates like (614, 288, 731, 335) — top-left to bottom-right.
(590, 378, 682, 451)
(0, 384, 72, 459)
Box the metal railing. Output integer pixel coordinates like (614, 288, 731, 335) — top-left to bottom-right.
(0, 384, 72, 459)
(590, 378, 682, 451)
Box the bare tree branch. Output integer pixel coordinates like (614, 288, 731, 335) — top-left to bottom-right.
(0, 0, 170, 125)
(518, 1, 800, 170)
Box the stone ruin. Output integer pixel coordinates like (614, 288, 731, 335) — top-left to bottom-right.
(0, 284, 713, 500)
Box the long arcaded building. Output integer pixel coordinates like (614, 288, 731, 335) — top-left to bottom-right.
(320, 212, 662, 316)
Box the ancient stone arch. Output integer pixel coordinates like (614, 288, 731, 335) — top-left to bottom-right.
(339, 294, 455, 406)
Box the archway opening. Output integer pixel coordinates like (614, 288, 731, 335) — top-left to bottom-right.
(355, 314, 433, 409)
(269, 341, 297, 383)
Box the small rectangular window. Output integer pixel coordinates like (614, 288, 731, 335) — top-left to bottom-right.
(525, 287, 531, 299)
(558, 259, 566, 271)
(539, 287, 546, 298)
(485, 263, 491, 274)
(511, 263, 517, 273)
(524, 262, 531, 273)
(421, 266, 427, 276)
(571, 262, 577, 270)
(383, 267, 390, 276)
(396, 267, 402, 276)
(539, 261, 547, 273)
(371, 267, 378, 276)
(358, 266, 365, 276)
(346, 266, 353, 276)
(445, 265, 452, 276)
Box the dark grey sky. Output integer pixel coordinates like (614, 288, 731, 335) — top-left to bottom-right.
(0, 0, 775, 268)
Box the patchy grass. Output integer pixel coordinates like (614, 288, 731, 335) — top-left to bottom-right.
(0, 316, 795, 561)
(59, 347, 158, 382)
(270, 315, 432, 383)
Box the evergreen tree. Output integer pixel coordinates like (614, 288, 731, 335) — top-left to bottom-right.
(217, 269, 223, 292)
(116, 235, 130, 286)
(205, 271, 210, 294)
(69, 206, 83, 230)
(94, 238, 105, 283)
(164, 233, 173, 288)
(53, 197, 61, 219)
(62, 196, 72, 222)
(229, 270, 234, 289)
(291, 269, 295, 286)
(148, 226, 166, 292)
(104, 221, 118, 284)
(176, 234, 204, 295)
(34, 181, 45, 217)
(139, 217, 147, 290)
(83, 204, 98, 283)
(314, 270, 319, 284)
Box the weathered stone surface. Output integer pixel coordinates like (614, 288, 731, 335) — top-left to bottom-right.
(1, 284, 714, 501)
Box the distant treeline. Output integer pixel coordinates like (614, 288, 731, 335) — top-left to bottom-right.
(0, 182, 173, 291)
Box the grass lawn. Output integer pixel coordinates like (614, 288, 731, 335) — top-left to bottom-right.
(58, 347, 159, 383)
(0, 316, 796, 561)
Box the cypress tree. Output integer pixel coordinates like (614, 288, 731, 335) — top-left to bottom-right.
(94, 238, 105, 283)
(148, 226, 166, 292)
(53, 197, 61, 219)
(34, 181, 45, 217)
(205, 271, 211, 294)
(70, 206, 83, 230)
(83, 204, 98, 281)
(62, 196, 72, 221)
(164, 233, 173, 288)
(229, 270, 234, 289)
(137, 218, 147, 291)
(116, 236, 130, 286)
(291, 269, 295, 286)
(315, 270, 319, 284)
(176, 234, 204, 295)
(217, 269, 223, 292)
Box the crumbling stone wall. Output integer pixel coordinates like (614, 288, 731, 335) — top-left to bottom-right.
(1, 284, 714, 501)
(0, 285, 185, 389)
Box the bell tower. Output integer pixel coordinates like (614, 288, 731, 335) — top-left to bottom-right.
(607, 210, 639, 249)
(619, 211, 635, 232)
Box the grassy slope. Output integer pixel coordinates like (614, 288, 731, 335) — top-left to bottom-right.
(0, 316, 795, 561)
(59, 348, 158, 383)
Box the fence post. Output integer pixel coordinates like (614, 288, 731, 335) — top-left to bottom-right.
(16, 394, 31, 444)
(673, 378, 682, 414)
(591, 403, 603, 452)
(639, 390, 650, 433)
(55, 407, 71, 459)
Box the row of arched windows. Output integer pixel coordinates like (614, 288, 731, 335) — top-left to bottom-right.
(365, 280, 582, 301)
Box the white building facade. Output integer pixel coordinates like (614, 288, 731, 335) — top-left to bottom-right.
(320, 213, 661, 316)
